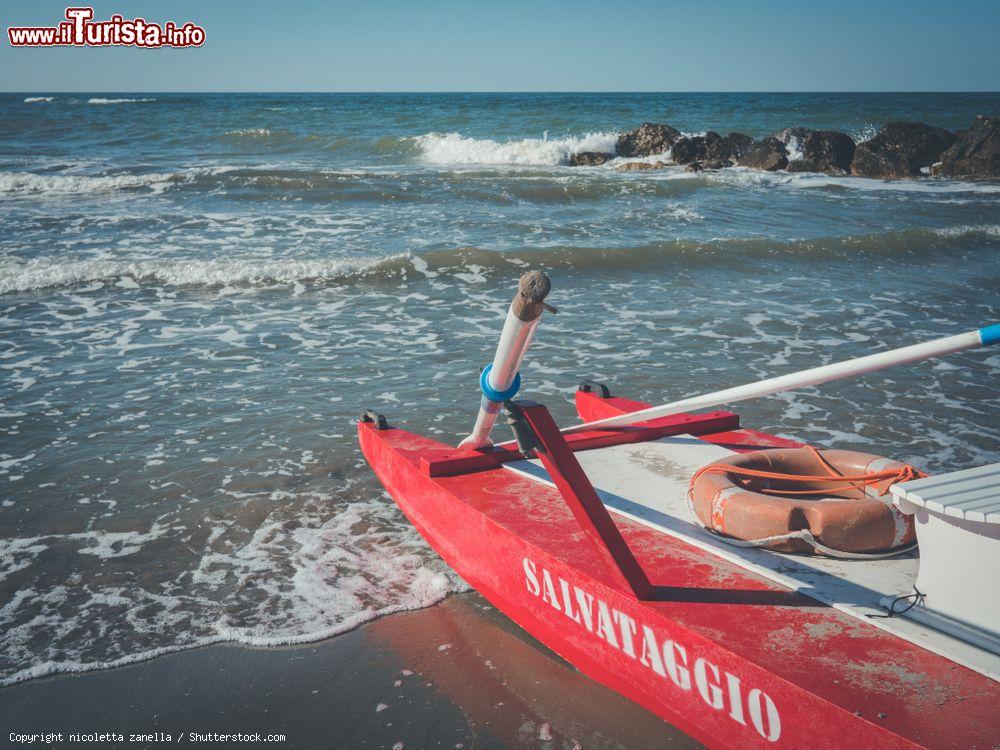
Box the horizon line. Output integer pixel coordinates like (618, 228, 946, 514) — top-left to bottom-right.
(4, 89, 1000, 95)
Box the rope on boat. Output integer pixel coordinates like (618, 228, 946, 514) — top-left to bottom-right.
(689, 445, 927, 497)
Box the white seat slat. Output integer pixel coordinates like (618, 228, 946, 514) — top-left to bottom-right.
(942, 490, 1000, 522)
(897, 463, 1000, 492)
(892, 462, 1000, 523)
(904, 473, 1000, 503)
(915, 487, 1000, 516)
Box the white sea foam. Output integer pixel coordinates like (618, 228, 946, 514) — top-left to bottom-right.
(851, 123, 880, 143)
(0, 171, 179, 196)
(224, 128, 274, 137)
(87, 97, 156, 104)
(0, 496, 467, 687)
(23, 96, 54, 103)
(0, 254, 409, 294)
(697, 166, 1000, 194)
(784, 134, 804, 162)
(932, 224, 1000, 238)
(664, 204, 703, 222)
(415, 131, 619, 166)
(75, 527, 168, 559)
(789, 174, 1000, 193)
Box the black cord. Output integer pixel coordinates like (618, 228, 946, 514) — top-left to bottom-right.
(867, 586, 924, 619)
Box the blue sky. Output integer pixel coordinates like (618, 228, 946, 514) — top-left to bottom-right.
(1, 0, 998, 91)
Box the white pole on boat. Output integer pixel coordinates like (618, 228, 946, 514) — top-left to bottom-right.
(458, 271, 553, 450)
(564, 324, 1000, 434)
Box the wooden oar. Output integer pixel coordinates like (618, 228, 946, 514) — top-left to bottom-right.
(563, 324, 1000, 434)
(458, 271, 553, 449)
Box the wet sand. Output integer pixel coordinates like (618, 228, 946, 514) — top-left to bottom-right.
(0, 592, 701, 749)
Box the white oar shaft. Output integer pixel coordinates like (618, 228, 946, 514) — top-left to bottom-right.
(459, 272, 552, 449)
(564, 325, 1000, 434)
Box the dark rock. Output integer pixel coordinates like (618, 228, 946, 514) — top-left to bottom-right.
(671, 131, 753, 166)
(615, 123, 681, 158)
(615, 161, 671, 172)
(722, 132, 753, 161)
(568, 151, 615, 166)
(738, 136, 788, 171)
(671, 132, 722, 164)
(850, 122, 956, 178)
(933, 115, 1000, 177)
(776, 128, 856, 174)
(685, 160, 728, 172)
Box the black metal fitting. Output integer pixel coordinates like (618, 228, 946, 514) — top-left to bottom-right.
(360, 411, 389, 430)
(578, 380, 612, 399)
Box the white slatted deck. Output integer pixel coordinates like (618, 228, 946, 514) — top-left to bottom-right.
(506, 436, 1000, 682)
(891, 463, 1000, 523)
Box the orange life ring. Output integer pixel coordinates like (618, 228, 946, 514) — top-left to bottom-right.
(687, 448, 917, 554)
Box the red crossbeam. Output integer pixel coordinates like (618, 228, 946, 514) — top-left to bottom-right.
(420, 409, 739, 477)
(513, 401, 654, 599)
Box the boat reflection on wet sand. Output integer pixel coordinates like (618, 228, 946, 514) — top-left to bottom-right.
(366, 592, 703, 748)
(0, 591, 701, 748)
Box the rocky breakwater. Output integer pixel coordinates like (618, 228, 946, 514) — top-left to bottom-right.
(568, 152, 615, 166)
(670, 132, 753, 171)
(738, 136, 788, 171)
(609, 122, 680, 171)
(850, 122, 956, 178)
(615, 122, 681, 158)
(566, 116, 1000, 180)
(773, 128, 856, 174)
(932, 115, 1000, 177)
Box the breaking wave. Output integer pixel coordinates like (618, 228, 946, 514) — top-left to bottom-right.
(0, 254, 409, 295)
(23, 96, 54, 103)
(676, 167, 1000, 194)
(414, 131, 619, 166)
(87, 97, 157, 104)
(932, 223, 1000, 238)
(0, 170, 180, 196)
(224, 128, 285, 138)
(5, 224, 996, 296)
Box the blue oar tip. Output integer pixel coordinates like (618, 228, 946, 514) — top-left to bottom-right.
(979, 323, 1000, 347)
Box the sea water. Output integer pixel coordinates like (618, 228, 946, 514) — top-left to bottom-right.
(1, 92, 998, 686)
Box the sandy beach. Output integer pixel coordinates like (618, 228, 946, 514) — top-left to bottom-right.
(1, 592, 701, 749)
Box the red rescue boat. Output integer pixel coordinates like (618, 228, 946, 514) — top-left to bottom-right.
(359, 272, 1000, 749)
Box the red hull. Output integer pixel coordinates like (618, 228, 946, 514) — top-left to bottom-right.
(358, 393, 999, 749)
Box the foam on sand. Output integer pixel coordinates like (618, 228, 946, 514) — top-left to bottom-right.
(415, 131, 619, 166)
(0, 496, 467, 687)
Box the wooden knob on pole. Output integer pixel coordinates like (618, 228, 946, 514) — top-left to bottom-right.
(512, 270, 552, 322)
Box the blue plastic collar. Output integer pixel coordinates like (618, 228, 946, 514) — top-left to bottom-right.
(480, 364, 521, 403)
(979, 323, 1000, 347)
